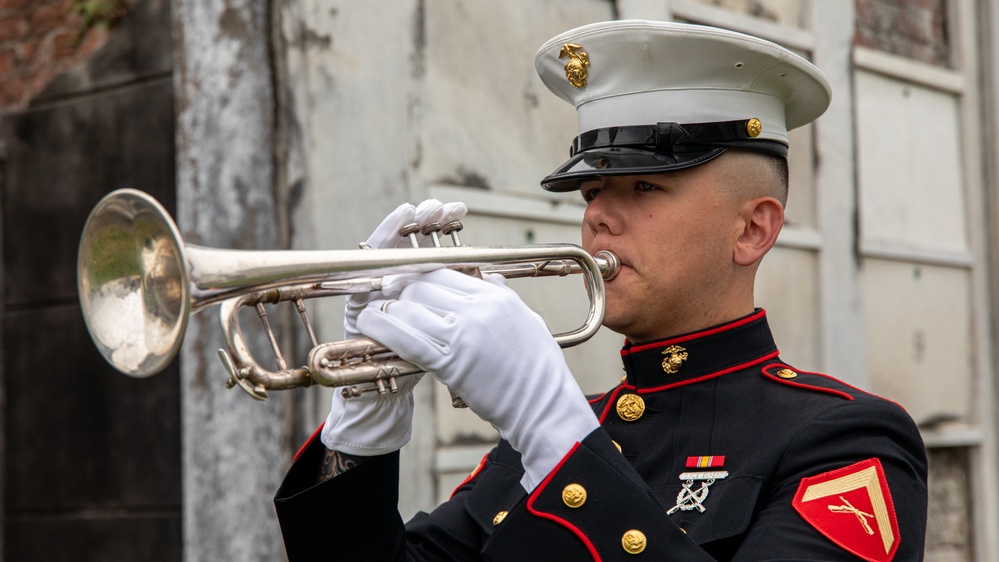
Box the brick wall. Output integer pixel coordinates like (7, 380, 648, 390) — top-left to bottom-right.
(0, 0, 125, 110)
(854, 0, 950, 67)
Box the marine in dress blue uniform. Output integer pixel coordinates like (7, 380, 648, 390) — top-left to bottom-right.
(275, 20, 928, 561)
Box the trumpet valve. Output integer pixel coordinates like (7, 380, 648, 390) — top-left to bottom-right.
(373, 371, 401, 395)
(421, 221, 443, 247)
(398, 223, 421, 247)
(441, 220, 464, 246)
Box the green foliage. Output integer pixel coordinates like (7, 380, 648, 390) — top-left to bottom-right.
(72, 0, 129, 44)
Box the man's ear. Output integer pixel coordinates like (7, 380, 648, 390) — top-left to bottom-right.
(733, 197, 784, 267)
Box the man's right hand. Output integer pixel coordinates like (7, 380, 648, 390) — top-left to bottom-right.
(343, 200, 467, 338)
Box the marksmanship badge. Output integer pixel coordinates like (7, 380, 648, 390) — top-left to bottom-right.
(667, 471, 728, 515)
(559, 43, 589, 88)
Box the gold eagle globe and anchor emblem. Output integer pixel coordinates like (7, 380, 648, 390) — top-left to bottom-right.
(661, 345, 688, 374)
(559, 43, 590, 88)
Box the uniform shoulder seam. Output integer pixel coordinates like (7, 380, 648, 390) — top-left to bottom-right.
(761, 363, 854, 401)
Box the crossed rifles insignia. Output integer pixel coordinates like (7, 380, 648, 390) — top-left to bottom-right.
(668, 457, 727, 515)
(792, 458, 900, 562)
(667, 471, 728, 515)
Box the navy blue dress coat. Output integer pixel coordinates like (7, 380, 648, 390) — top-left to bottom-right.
(275, 310, 927, 561)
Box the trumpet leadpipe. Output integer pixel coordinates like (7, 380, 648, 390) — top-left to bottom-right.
(314, 249, 621, 294)
(481, 249, 620, 281)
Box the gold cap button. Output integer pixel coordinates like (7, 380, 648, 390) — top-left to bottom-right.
(746, 117, 763, 137)
(562, 483, 587, 508)
(622, 529, 647, 554)
(616, 394, 645, 422)
(776, 368, 798, 379)
(492, 510, 508, 525)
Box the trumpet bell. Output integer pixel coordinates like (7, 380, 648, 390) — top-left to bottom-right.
(77, 189, 190, 377)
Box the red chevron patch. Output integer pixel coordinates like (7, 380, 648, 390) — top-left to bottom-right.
(792, 458, 900, 562)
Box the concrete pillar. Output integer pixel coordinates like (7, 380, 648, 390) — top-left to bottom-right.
(172, 0, 287, 559)
(811, 2, 868, 387)
(279, 0, 429, 519)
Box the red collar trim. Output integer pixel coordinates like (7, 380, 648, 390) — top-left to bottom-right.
(638, 349, 779, 394)
(597, 351, 779, 423)
(621, 309, 767, 356)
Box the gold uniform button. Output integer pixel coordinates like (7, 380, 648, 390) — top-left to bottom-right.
(612, 440, 622, 453)
(492, 511, 508, 525)
(776, 368, 798, 379)
(616, 394, 645, 422)
(562, 483, 587, 508)
(622, 529, 647, 554)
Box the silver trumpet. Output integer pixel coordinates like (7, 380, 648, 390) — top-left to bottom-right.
(78, 189, 620, 401)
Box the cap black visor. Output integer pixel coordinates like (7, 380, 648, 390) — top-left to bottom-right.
(540, 120, 789, 192)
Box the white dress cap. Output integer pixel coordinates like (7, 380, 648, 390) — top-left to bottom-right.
(534, 20, 832, 191)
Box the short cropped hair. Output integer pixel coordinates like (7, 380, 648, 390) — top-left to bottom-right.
(717, 150, 789, 207)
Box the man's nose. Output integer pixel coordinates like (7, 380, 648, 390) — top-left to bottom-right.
(583, 192, 622, 236)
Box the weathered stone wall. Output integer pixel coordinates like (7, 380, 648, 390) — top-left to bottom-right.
(173, 0, 289, 559)
(854, 0, 951, 66)
(0, 0, 181, 559)
(696, 0, 810, 27)
(926, 447, 973, 562)
(854, 2, 973, 560)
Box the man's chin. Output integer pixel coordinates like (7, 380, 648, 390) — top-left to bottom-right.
(600, 314, 634, 341)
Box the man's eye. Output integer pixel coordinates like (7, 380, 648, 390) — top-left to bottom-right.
(636, 181, 660, 192)
(582, 188, 600, 202)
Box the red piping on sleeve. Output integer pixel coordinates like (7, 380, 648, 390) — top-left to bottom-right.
(526, 442, 602, 562)
(449, 452, 490, 499)
(294, 423, 325, 462)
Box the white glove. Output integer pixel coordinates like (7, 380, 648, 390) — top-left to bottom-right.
(322, 200, 468, 456)
(343, 200, 467, 338)
(357, 269, 600, 491)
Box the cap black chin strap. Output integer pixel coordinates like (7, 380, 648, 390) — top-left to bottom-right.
(569, 119, 787, 158)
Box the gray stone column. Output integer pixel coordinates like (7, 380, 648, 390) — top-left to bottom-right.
(172, 0, 287, 559)
(811, 2, 868, 387)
